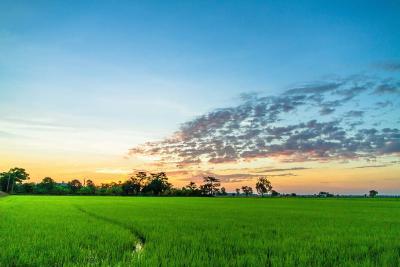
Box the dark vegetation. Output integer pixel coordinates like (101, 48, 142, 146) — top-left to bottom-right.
(0, 167, 269, 197)
(0, 167, 379, 197)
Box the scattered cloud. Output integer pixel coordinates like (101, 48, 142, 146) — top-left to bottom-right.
(375, 61, 400, 72)
(345, 110, 364, 117)
(375, 101, 392, 108)
(268, 173, 298, 177)
(373, 80, 400, 94)
(352, 164, 388, 169)
(176, 171, 258, 183)
(172, 169, 299, 185)
(129, 75, 400, 166)
(254, 167, 310, 173)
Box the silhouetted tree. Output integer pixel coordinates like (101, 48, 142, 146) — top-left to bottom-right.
(52, 185, 71, 195)
(184, 181, 201, 196)
(108, 182, 123, 195)
(142, 172, 172, 195)
(39, 177, 56, 193)
(15, 182, 35, 194)
(241, 186, 253, 196)
(136, 172, 149, 187)
(219, 187, 227, 196)
(0, 167, 30, 193)
(200, 176, 220, 196)
(77, 179, 96, 195)
(369, 190, 378, 197)
(0, 167, 245, 197)
(318, 191, 333, 197)
(86, 179, 95, 188)
(68, 179, 82, 193)
(271, 190, 280, 197)
(255, 177, 272, 197)
(235, 188, 240, 196)
(122, 175, 142, 195)
(186, 181, 197, 191)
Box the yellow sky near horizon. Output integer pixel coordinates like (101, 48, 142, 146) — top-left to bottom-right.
(2, 148, 399, 194)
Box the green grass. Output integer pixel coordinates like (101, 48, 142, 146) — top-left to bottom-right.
(1, 196, 399, 266)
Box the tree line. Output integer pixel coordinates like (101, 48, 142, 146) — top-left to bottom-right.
(0, 167, 275, 197)
(0, 167, 379, 197)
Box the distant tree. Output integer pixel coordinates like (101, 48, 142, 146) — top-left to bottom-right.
(0, 167, 241, 197)
(206, 176, 221, 195)
(255, 177, 272, 197)
(68, 179, 82, 193)
(98, 182, 123, 195)
(95, 183, 110, 195)
(186, 181, 197, 191)
(369, 190, 378, 197)
(78, 186, 95, 195)
(220, 187, 227, 196)
(136, 172, 149, 187)
(0, 167, 30, 193)
(235, 188, 240, 196)
(86, 179, 95, 188)
(78, 179, 96, 195)
(14, 182, 35, 194)
(200, 184, 210, 195)
(53, 185, 71, 195)
(120, 172, 150, 195)
(200, 176, 221, 196)
(39, 177, 56, 193)
(241, 186, 253, 196)
(184, 181, 201, 196)
(122, 175, 142, 195)
(142, 172, 172, 195)
(271, 190, 280, 197)
(290, 193, 297, 197)
(318, 191, 333, 197)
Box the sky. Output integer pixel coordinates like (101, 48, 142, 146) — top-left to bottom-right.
(0, 0, 399, 194)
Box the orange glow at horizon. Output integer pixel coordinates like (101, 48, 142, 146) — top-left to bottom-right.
(2, 149, 399, 195)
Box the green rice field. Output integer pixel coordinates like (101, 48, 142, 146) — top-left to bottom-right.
(1, 196, 399, 266)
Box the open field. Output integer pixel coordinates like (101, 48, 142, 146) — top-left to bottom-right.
(1, 196, 400, 266)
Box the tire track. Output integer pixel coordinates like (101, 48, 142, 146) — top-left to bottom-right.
(74, 205, 145, 253)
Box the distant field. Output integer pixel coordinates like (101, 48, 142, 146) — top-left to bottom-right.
(1, 196, 399, 266)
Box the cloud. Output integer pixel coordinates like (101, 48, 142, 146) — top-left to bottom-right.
(174, 169, 299, 185)
(176, 159, 202, 168)
(375, 101, 392, 108)
(268, 173, 297, 177)
(345, 110, 364, 117)
(284, 82, 342, 95)
(319, 106, 335, 115)
(352, 164, 388, 169)
(129, 75, 400, 165)
(177, 171, 258, 183)
(375, 61, 400, 72)
(255, 167, 310, 173)
(373, 80, 400, 94)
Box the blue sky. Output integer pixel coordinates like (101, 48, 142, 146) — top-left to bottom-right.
(2, 1, 399, 115)
(0, 1, 399, 193)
